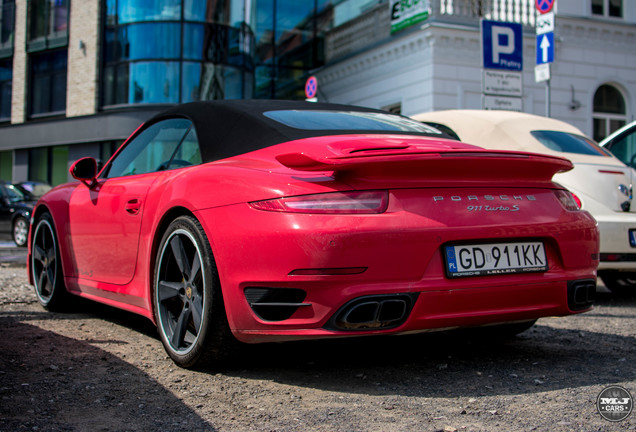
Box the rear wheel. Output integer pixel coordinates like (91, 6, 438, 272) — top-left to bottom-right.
(12, 216, 29, 247)
(153, 216, 235, 369)
(31, 213, 68, 310)
(599, 271, 636, 296)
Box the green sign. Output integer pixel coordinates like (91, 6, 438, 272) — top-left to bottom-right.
(390, 0, 431, 34)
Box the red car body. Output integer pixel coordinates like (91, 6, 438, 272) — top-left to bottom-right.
(28, 101, 599, 368)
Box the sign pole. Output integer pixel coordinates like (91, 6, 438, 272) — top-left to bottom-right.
(535, 1, 556, 117)
(546, 78, 551, 117)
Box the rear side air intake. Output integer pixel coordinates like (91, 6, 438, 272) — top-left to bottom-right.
(244, 287, 309, 321)
(327, 293, 419, 331)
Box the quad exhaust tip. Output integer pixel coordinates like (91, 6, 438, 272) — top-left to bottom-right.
(567, 279, 596, 311)
(328, 293, 419, 331)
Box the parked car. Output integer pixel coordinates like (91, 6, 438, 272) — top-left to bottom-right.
(600, 120, 636, 169)
(411, 110, 636, 294)
(29, 100, 598, 368)
(13, 181, 52, 201)
(0, 180, 34, 247)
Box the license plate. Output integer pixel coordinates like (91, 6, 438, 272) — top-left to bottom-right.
(629, 229, 636, 248)
(444, 241, 548, 278)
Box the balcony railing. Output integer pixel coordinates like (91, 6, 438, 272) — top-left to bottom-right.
(437, 0, 536, 26)
(326, 0, 538, 62)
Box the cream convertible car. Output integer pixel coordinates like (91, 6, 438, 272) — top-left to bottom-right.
(411, 110, 636, 294)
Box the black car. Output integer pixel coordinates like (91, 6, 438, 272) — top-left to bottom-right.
(13, 181, 52, 201)
(0, 181, 35, 247)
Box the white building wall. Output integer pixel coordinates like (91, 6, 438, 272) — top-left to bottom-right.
(320, 32, 436, 115)
(318, 12, 636, 139)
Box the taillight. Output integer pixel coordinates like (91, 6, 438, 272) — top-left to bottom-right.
(555, 190, 581, 210)
(249, 191, 389, 214)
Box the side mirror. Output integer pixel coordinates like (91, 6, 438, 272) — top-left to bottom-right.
(70, 157, 98, 188)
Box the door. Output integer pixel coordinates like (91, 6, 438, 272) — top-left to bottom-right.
(67, 118, 196, 285)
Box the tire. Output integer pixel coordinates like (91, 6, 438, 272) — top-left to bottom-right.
(12, 216, 29, 247)
(599, 271, 636, 296)
(153, 215, 236, 369)
(31, 212, 69, 310)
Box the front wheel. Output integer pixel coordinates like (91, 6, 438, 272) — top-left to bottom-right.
(31, 213, 68, 310)
(12, 216, 29, 247)
(153, 215, 235, 369)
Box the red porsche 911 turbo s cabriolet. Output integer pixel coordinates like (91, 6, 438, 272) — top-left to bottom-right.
(28, 100, 599, 368)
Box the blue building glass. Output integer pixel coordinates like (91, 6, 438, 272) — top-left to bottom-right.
(102, 0, 255, 106)
(0, 58, 11, 121)
(102, 0, 343, 106)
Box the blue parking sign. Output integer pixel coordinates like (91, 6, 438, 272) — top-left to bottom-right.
(482, 20, 523, 71)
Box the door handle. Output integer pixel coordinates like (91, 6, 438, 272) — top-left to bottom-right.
(125, 198, 142, 215)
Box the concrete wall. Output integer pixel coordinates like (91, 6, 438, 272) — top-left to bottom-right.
(67, 0, 101, 117)
(10, 0, 26, 124)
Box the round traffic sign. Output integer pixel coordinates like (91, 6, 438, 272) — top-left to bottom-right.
(535, 0, 554, 14)
(305, 76, 318, 99)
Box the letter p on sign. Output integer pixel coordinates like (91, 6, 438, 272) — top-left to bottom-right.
(492, 26, 515, 63)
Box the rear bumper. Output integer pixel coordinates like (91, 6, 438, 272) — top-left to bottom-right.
(196, 190, 599, 344)
(234, 278, 594, 343)
(595, 214, 636, 270)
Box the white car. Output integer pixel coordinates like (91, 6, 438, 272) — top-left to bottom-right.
(411, 110, 636, 294)
(600, 120, 636, 169)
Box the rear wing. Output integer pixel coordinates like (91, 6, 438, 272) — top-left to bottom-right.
(276, 148, 573, 187)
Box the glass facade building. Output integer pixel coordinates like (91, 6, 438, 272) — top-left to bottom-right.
(102, 0, 337, 106)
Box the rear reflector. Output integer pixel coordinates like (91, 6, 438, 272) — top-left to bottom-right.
(250, 190, 389, 214)
(289, 267, 368, 276)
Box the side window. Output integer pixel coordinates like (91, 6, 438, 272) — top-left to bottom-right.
(607, 129, 636, 168)
(104, 118, 199, 178)
(168, 127, 202, 167)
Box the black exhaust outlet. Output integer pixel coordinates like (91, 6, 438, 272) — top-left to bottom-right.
(327, 293, 418, 331)
(567, 279, 596, 311)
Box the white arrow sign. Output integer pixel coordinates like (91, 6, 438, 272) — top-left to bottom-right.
(540, 34, 551, 63)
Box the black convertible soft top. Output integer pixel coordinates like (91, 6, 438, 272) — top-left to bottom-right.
(147, 100, 444, 163)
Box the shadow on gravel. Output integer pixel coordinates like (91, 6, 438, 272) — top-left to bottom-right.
(223, 324, 635, 399)
(4, 287, 635, 410)
(0, 314, 214, 432)
(218, 291, 636, 399)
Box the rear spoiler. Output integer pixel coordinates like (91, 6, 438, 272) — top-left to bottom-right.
(275, 149, 573, 184)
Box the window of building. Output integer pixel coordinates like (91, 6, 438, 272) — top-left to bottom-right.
(27, 144, 69, 186)
(253, 0, 331, 99)
(102, 0, 254, 106)
(98, 141, 120, 169)
(592, 0, 622, 18)
(27, 0, 69, 51)
(592, 84, 626, 142)
(29, 49, 67, 117)
(0, 57, 11, 121)
(0, 150, 12, 181)
(0, 0, 15, 56)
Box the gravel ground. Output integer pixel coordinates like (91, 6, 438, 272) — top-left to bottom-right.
(0, 261, 635, 432)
